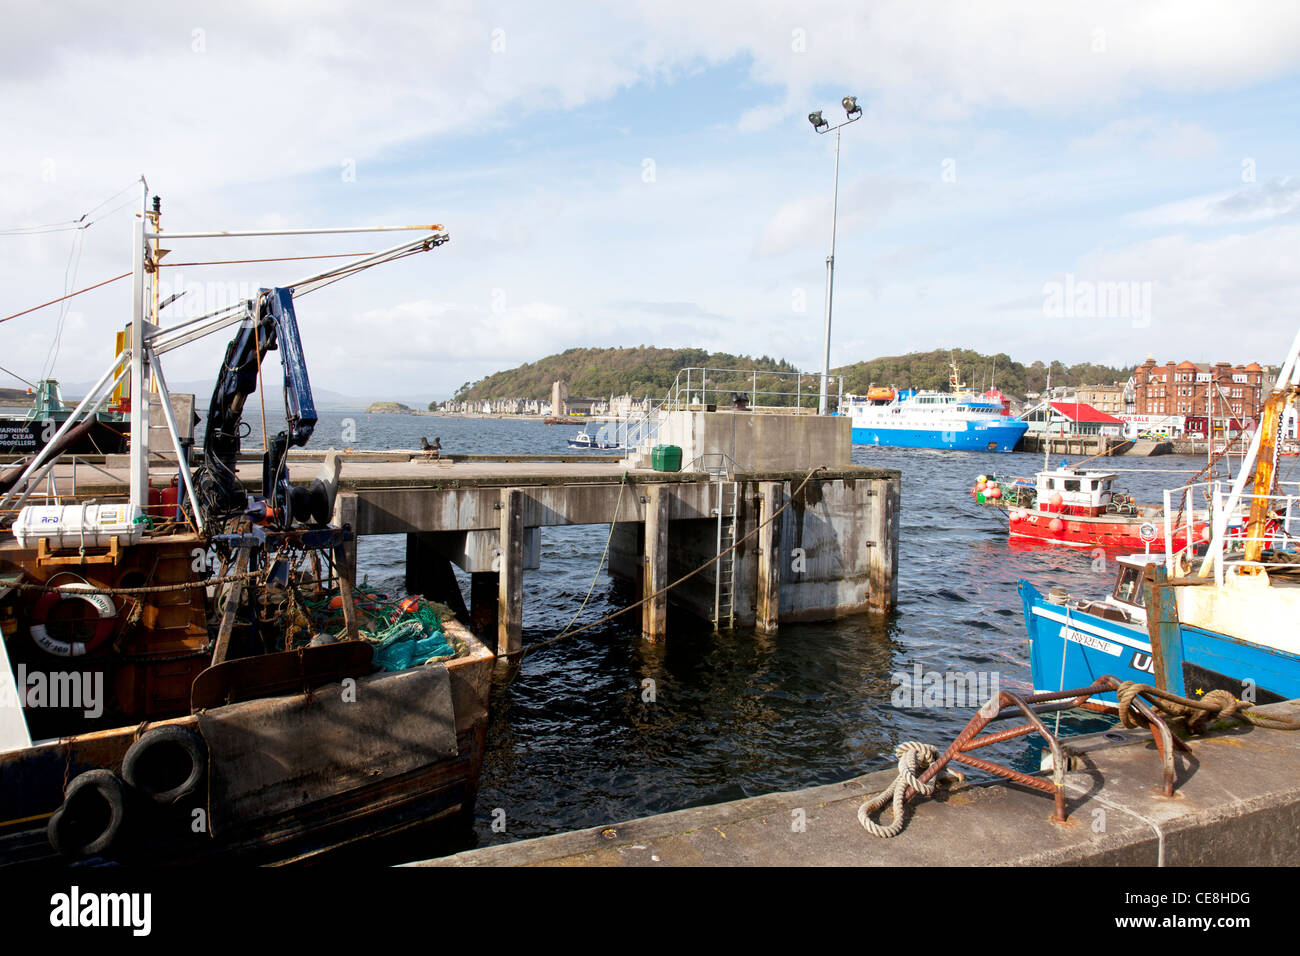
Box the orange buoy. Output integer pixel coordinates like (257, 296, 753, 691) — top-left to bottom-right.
(1049, 518, 1064, 532)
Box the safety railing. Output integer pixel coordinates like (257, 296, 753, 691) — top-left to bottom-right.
(1164, 480, 1300, 583)
(664, 367, 844, 413)
(603, 366, 843, 462)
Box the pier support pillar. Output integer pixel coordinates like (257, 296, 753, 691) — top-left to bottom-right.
(469, 572, 498, 639)
(332, 492, 360, 640)
(497, 488, 524, 660)
(642, 485, 669, 641)
(868, 477, 900, 611)
(756, 481, 783, 633)
(405, 533, 469, 622)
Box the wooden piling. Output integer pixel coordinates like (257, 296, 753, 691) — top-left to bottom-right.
(756, 481, 782, 633)
(498, 488, 524, 659)
(641, 484, 669, 641)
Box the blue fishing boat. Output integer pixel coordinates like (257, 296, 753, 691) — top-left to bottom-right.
(1022, 329, 1300, 704)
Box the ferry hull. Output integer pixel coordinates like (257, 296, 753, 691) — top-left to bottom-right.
(1020, 581, 1300, 704)
(851, 422, 1026, 452)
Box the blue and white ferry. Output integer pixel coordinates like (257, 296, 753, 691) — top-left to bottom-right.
(842, 361, 1028, 452)
(1022, 331, 1300, 705)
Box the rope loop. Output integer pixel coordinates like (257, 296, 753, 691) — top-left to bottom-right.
(857, 741, 943, 839)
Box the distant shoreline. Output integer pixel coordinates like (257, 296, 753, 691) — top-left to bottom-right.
(366, 408, 552, 422)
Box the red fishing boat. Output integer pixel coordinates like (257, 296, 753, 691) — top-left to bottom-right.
(973, 465, 1212, 550)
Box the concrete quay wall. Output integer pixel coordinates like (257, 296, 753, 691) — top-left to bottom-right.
(415, 699, 1300, 867)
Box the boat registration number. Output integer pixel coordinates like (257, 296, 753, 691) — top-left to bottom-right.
(1059, 626, 1123, 656)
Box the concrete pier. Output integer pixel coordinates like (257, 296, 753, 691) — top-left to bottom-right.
(415, 698, 1300, 867)
(35, 453, 901, 646)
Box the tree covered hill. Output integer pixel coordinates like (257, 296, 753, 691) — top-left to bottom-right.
(451, 347, 799, 402)
(446, 345, 1134, 403)
(834, 349, 1132, 397)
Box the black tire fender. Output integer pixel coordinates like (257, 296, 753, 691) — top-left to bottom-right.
(122, 725, 208, 806)
(47, 769, 128, 859)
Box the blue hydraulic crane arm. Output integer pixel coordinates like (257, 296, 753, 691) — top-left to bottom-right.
(263, 287, 317, 447)
(194, 287, 329, 528)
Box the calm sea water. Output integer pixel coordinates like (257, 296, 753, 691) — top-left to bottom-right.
(234, 408, 1219, 859)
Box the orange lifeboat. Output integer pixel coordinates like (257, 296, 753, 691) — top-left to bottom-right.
(866, 386, 896, 402)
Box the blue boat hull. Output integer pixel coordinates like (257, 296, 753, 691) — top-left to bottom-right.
(851, 421, 1027, 452)
(1020, 581, 1300, 704)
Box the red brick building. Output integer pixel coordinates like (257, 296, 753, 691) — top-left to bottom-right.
(1132, 358, 1265, 423)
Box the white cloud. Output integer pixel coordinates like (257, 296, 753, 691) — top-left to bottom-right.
(1127, 177, 1300, 227)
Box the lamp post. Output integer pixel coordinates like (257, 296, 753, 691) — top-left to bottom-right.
(808, 95, 861, 415)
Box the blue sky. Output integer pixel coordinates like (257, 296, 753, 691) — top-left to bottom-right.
(3, 2, 1300, 403)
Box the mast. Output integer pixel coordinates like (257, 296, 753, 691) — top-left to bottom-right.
(1043, 365, 1051, 471)
(127, 180, 151, 515)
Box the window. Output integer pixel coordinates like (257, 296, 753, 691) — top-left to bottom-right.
(1113, 564, 1145, 606)
(1065, 479, 1080, 491)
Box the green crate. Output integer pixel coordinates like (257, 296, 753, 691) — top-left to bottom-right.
(651, 445, 682, 472)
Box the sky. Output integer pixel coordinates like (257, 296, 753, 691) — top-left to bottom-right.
(3, 1, 1300, 405)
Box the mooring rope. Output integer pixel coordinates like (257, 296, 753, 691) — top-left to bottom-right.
(856, 741, 958, 838)
(522, 465, 826, 656)
(1116, 680, 1300, 731)
(554, 471, 629, 638)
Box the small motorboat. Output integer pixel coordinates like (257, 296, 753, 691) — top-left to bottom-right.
(566, 423, 622, 450)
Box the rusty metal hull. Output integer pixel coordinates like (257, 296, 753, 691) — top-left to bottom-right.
(0, 619, 493, 867)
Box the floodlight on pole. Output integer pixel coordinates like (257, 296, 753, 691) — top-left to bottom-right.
(809, 95, 861, 415)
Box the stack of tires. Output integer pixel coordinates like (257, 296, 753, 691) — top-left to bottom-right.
(47, 725, 207, 862)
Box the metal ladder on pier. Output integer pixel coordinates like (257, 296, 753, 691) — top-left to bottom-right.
(712, 479, 738, 630)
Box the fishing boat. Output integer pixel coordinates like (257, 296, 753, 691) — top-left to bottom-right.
(0, 189, 495, 866)
(0, 379, 130, 456)
(1020, 328, 1300, 704)
(842, 359, 1028, 452)
(975, 464, 1212, 550)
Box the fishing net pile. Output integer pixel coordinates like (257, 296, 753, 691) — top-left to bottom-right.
(297, 589, 464, 670)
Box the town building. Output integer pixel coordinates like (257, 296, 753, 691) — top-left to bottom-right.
(1022, 401, 1124, 437)
(1132, 359, 1265, 428)
(1072, 384, 1125, 416)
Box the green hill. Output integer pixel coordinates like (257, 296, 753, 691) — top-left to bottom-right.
(834, 349, 1132, 397)
(450, 346, 800, 403)
(445, 345, 1134, 406)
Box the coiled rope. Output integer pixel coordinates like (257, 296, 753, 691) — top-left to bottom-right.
(856, 741, 960, 838)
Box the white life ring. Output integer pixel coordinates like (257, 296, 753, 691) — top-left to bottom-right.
(29, 583, 117, 656)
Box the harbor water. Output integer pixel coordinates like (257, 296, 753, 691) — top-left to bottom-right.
(233, 409, 1267, 860)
